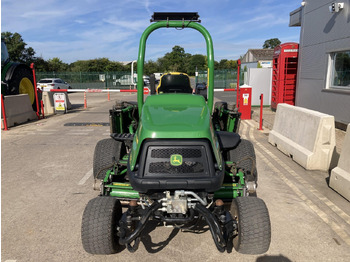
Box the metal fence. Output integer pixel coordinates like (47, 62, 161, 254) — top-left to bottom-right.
(196, 69, 244, 88)
(35, 71, 135, 89)
(36, 70, 245, 90)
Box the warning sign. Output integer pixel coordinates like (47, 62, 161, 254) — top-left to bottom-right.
(53, 93, 67, 113)
(243, 93, 249, 106)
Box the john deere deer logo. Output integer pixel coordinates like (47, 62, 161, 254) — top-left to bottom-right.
(170, 154, 183, 166)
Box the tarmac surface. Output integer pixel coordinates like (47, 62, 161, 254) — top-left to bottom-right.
(1, 92, 350, 262)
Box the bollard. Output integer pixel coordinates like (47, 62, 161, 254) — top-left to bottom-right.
(41, 100, 45, 119)
(1, 94, 8, 131)
(84, 92, 87, 109)
(108, 88, 110, 101)
(236, 59, 241, 110)
(30, 63, 40, 119)
(258, 93, 264, 130)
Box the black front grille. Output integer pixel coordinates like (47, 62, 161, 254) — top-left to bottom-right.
(142, 142, 212, 178)
(151, 148, 202, 158)
(128, 139, 224, 193)
(149, 161, 204, 174)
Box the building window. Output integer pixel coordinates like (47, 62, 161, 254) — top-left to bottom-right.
(329, 51, 350, 89)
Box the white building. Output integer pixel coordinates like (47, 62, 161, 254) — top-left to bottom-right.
(241, 49, 274, 69)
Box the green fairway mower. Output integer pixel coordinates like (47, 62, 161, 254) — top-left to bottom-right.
(1, 38, 37, 110)
(81, 12, 271, 255)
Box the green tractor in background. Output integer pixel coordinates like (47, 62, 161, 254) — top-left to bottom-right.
(81, 12, 271, 255)
(1, 38, 37, 110)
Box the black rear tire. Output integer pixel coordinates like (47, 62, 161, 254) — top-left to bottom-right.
(7, 65, 37, 111)
(231, 197, 271, 254)
(81, 197, 122, 254)
(229, 139, 257, 183)
(93, 138, 125, 180)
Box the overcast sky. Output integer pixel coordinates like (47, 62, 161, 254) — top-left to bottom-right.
(1, 0, 302, 63)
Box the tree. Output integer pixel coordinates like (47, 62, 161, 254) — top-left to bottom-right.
(32, 57, 49, 72)
(144, 60, 159, 75)
(69, 58, 128, 72)
(47, 57, 68, 72)
(1, 32, 36, 63)
(158, 45, 189, 72)
(218, 59, 228, 69)
(263, 38, 281, 49)
(217, 59, 238, 70)
(185, 54, 206, 75)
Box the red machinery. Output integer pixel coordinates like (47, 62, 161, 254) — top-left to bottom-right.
(271, 43, 299, 110)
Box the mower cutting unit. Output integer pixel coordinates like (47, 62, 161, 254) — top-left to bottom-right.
(82, 12, 271, 255)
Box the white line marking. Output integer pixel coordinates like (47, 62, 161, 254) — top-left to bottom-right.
(68, 129, 94, 132)
(66, 133, 89, 136)
(78, 169, 93, 185)
(36, 129, 57, 132)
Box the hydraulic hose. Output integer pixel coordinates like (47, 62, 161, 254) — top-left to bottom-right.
(119, 201, 161, 246)
(194, 204, 226, 252)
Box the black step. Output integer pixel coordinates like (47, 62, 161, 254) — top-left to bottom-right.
(111, 133, 134, 142)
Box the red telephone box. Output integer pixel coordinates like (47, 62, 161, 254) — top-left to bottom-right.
(271, 43, 299, 110)
(239, 86, 252, 120)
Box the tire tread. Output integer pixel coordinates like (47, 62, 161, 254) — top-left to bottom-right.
(81, 197, 122, 254)
(232, 197, 271, 254)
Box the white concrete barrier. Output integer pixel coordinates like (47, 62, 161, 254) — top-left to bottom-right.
(42, 91, 72, 115)
(2, 94, 37, 127)
(330, 124, 350, 201)
(268, 103, 335, 171)
(42, 92, 55, 115)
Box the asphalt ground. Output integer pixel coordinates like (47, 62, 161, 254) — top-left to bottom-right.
(1, 92, 350, 262)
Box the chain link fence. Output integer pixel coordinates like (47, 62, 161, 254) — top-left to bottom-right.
(196, 69, 244, 88)
(35, 71, 135, 89)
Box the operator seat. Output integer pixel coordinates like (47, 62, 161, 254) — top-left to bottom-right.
(157, 73, 192, 94)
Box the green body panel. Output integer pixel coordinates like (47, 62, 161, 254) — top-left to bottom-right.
(1, 62, 13, 96)
(137, 21, 214, 116)
(109, 189, 140, 199)
(1, 62, 12, 81)
(128, 93, 222, 170)
(141, 94, 209, 136)
(107, 183, 140, 199)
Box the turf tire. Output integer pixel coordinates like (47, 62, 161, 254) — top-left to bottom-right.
(93, 138, 125, 180)
(81, 197, 122, 254)
(229, 139, 257, 183)
(231, 197, 271, 254)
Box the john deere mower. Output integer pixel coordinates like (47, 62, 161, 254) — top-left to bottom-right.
(81, 12, 271, 255)
(1, 38, 37, 110)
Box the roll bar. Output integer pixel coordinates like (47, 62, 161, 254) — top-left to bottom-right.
(136, 20, 215, 117)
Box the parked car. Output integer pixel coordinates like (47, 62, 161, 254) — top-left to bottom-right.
(37, 78, 71, 91)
